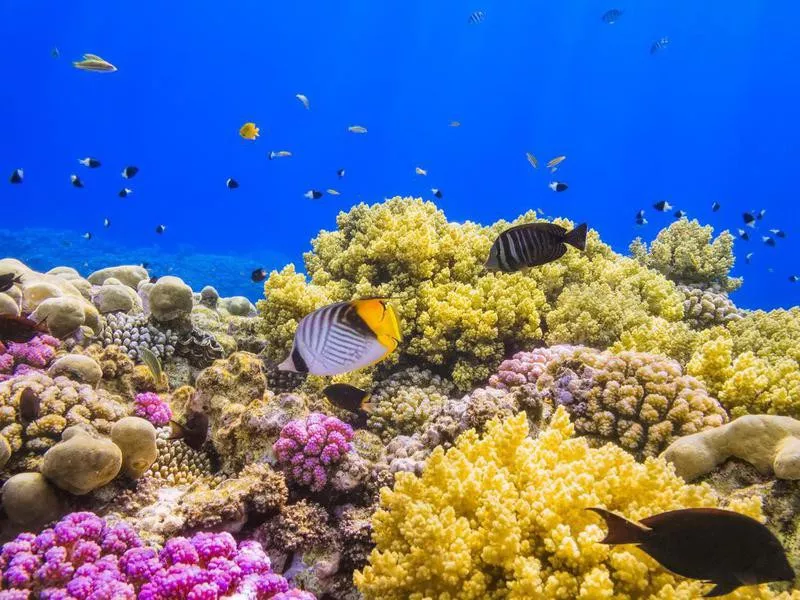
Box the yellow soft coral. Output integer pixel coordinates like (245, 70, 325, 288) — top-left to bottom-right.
(630, 218, 741, 292)
(687, 309, 800, 418)
(355, 409, 797, 600)
(258, 197, 687, 389)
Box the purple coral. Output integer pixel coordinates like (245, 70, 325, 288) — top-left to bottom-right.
(1, 513, 315, 600)
(134, 392, 173, 426)
(273, 413, 354, 492)
(0, 335, 59, 375)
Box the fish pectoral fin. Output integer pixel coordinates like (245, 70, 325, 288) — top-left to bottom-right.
(704, 581, 741, 597)
(83, 53, 103, 61)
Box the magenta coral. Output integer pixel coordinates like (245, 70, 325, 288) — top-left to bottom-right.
(0, 513, 315, 600)
(134, 392, 173, 427)
(273, 412, 354, 492)
(0, 335, 59, 376)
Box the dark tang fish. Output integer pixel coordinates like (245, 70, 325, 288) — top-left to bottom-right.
(19, 387, 41, 423)
(169, 410, 209, 451)
(601, 9, 623, 23)
(0, 272, 23, 293)
(588, 507, 794, 597)
(485, 222, 587, 272)
(0, 315, 48, 343)
(323, 383, 372, 415)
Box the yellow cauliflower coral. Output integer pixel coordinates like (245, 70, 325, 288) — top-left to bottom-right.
(258, 197, 687, 389)
(687, 309, 800, 418)
(355, 409, 795, 600)
(630, 217, 742, 292)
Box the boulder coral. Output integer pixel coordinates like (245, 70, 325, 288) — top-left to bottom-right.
(257, 197, 686, 389)
(0, 369, 130, 473)
(354, 410, 778, 600)
(662, 414, 800, 481)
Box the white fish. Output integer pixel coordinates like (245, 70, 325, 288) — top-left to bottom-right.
(415, 167, 427, 176)
(348, 125, 367, 134)
(296, 94, 310, 109)
(326, 189, 341, 196)
(268, 151, 292, 160)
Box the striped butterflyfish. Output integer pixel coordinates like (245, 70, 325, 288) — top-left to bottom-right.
(485, 222, 588, 272)
(278, 298, 401, 376)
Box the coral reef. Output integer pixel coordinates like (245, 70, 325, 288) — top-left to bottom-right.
(662, 414, 800, 481)
(678, 283, 743, 329)
(354, 410, 769, 600)
(0, 369, 130, 473)
(145, 426, 220, 486)
(274, 413, 354, 491)
(0, 335, 59, 376)
(174, 326, 226, 368)
(630, 217, 742, 291)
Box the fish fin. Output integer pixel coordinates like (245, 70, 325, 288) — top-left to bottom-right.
(703, 581, 741, 597)
(564, 223, 588, 251)
(586, 508, 651, 544)
(353, 299, 402, 345)
(360, 400, 374, 414)
(168, 420, 185, 440)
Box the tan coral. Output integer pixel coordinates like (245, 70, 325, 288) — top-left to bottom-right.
(662, 414, 800, 481)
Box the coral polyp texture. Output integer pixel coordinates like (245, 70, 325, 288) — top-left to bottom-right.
(687, 308, 800, 418)
(0, 335, 59, 377)
(0, 511, 315, 599)
(133, 392, 173, 426)
(354, 410, 775, 600)
(257, 197, 688, 389)
(273, 412, 354, 491)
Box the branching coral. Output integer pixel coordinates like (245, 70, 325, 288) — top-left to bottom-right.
(99, 312, 177, 361)
(145, 427, 220, 486)
(273, 413, 353, 491)
(678, 284, 743, 329)
(257, 197, 688, 388)
(630, 217, 741, 291)
(549, 348, 727, 459)
(0, 335, 59, 375)
(354, 410, 776, 600)
(0, 370, 130, 472)
(0, 511, 316, 599)
(687, 309, 800, 418)
(133, 392, 173, 427)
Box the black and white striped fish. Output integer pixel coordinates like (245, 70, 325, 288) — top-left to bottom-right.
(485, 222, 588, 272)
(468, 10, 485, 24)
(279, 298, 401, 376)
(650, 37, 669, 54)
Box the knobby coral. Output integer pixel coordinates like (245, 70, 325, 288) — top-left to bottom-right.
(630, 217, 741, 291)
(0, 335, 60, 376)
(354, 410, 780, 600)
(0, 511, 316, 599)
(273, 413, 353, 491)
(134, 392, 173, 427)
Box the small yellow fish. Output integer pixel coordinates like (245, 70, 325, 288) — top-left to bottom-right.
(415, 167, 427, 176)
(268, 150, 292, 159)
(73, 53, 116, 72)
(326, 189, 341, 196)
(547, 155, 566, 171)
(348, 125, 367, 134)
(526, 152, 538, 169)
(449, 121, 461, 127)
(239, 122, 259, 140)
(296, 94, 310, 109)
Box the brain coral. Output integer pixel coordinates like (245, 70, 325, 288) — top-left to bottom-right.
(257, 197, 686, 389)
(630, 217, 742, 291)
(687, 308, 800, 418)
(533, 347, 729, 459)
(0, 369, 130, 472)
(354, 409, 783, 600)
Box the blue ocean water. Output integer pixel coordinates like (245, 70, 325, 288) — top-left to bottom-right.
(1, 0, 798, 308)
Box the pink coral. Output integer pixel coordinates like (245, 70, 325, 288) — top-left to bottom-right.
(0, 512, 314, 600)
(273, 413, 354, 492)
(488, 345, 577, 390)
(0, 335, 59, 376)
(134, 392, 173, 427)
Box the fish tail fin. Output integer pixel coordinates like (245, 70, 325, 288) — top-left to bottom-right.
(586, 508, 651, 544)
(704, 581, 741, 597)
(565, 223, 588, 251)
(360, 400, 375, 414)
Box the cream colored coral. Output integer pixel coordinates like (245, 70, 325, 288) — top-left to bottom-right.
(662, 414, 800, 481)
(355, 409, 787, 600)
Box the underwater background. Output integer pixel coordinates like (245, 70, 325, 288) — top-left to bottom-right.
(2, 0, 799, 308)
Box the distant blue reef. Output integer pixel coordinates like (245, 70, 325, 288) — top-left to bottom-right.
(0, 228, 293, 301)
